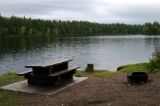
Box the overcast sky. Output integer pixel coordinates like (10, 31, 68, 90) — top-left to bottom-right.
(0, 0, 160, 24)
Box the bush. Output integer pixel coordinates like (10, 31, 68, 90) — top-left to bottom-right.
(148, 59, 160, 72)
(148, 47, 160, 72)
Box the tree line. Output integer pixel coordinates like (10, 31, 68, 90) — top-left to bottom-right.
(0, 15, 160, 37)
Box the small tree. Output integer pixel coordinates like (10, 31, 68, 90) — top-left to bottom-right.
(148, 47, 160, 72)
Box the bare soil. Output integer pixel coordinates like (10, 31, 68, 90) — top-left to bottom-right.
(22, 73, 160, 106)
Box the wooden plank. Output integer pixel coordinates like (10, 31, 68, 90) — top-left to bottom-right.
(17, 70, 32, 76)
(48, 66, 79, 77)
(25, 58, 72, 68)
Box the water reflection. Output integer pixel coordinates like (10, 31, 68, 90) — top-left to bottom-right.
(0, 35, 160, 74)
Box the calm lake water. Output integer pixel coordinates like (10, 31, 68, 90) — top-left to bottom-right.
(0, 35, 160, 74)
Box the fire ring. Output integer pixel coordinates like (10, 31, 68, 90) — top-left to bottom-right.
(127, 72, 148, 84)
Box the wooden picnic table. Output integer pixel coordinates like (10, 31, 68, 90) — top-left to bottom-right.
(25, 59, 72, 75)
(18, 58, 79, 86)
(25, 58, 72, 68)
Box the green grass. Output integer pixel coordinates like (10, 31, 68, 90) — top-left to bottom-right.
(0, 89, 25, 106)
(0, 71, 25, 106)
(0, 71, 24, 87)
(75, 62, 156, 78)
(117, 62, 160, 74)
(117, 62, 160, 76)
(94, 70, 116, 78)
(75, 70, 116, 78)
(117, 63, 149, 73)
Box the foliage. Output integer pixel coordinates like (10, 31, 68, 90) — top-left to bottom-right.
(148, 59, 160, 72)
(148, 47, 160, 71)
(1, 15, 160, 36)
(143, 22, 160, 35)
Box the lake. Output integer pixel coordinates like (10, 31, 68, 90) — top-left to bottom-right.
(0, 35, 160, 74)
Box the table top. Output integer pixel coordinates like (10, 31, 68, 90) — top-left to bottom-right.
(25, 58, 72, 68)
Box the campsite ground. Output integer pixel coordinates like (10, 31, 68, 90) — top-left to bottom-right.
(20, 73, 160, 106)
(1, 64, 160, 106)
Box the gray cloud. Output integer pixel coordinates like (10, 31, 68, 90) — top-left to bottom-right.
(0, 0, 93, 13)
(0, 4, 51, 14)
(0, 0, 160, 24)
(110, 5, 160, 21)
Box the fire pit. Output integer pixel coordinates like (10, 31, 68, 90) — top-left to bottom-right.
(127, 72, 148, 84)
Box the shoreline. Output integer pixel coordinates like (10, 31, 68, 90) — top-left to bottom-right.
(0, 62, 160, 105)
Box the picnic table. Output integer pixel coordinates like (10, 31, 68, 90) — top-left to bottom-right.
(18, 59, 79, 86)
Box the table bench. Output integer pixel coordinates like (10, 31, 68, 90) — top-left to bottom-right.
(17, 70, 32, 76)
(17, 59, 79, 86)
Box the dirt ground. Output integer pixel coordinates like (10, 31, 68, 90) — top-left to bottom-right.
(22, 73, 160, 106)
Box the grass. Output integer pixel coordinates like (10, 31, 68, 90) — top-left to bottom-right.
(75, 62, 156, 78)
(0, 71, 24, 87)
(75, 70, 116, 78)
(0, 71, 25, 106)
(117, 62, 160, 75)
(75, 62, 157, 78)
(0, 89, 25, 106)
(117, 63, 150, 73)
(94, 70, 116, 78)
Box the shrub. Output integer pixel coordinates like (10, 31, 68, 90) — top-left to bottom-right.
(148, 47, 160, 72)
(148, 59, 160, 72)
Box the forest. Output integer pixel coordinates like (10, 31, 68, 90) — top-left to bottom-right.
(0, 15, 160, 36)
